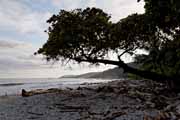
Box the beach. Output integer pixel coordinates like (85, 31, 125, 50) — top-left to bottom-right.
(0, 78, 115, 96)
(0, 79, 180, 120)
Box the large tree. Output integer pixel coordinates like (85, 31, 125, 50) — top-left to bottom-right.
(36, 0, 180, 89)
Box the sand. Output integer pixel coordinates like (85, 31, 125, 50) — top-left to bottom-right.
(0, 79, 180, 120)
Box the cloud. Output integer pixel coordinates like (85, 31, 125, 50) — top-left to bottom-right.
(0, 40, 21, 48)
(0, 39, 46, 70)
(0, 0, 51, 35)
(52, 0, 84, 10)
(0, 39, 87, 77)
(0, 39, 114, 78)
(51, 0, 145, 22)
(17, 12, 51, 34)
(0, 56, 37, 70)
(109, 0, 145, 22)
(87, 0, 145, 22)
(0, 0, 145, 78)
(0, 39, 34, 55)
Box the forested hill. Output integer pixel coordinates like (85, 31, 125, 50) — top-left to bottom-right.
(60, 63, 138, 79)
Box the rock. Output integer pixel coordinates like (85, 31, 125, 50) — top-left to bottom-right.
(4, 79, 180, 120)
(169, 112, 177, 120)
(96, 86, 115, 93)
(66, 87, 73, 90)
(22, 89, 31, 97)
(77, 87, 83, 90)
(145, 101, 156, 108)
(176, 104, 180, 115)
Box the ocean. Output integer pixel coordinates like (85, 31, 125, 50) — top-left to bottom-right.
(0, 78, 116, 96)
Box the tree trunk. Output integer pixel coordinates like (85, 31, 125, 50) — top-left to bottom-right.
(75, 58, 180, 91)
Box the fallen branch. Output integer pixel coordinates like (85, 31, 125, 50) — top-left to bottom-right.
(55, 104, 89, 111)
(27, 111, 43, 116)
(103, 111, 126, 120)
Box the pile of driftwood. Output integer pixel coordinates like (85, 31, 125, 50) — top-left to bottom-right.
(21, 80, 180, 119)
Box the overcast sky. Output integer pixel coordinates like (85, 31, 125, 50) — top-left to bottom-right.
(0, 0, 145, 78)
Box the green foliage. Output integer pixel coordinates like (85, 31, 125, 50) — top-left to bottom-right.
(111, 14, 156, 52)
(133, 0, 180, 78)
(135, 39, 180, 78)
(139, 0, 180, 29)
(127, 73, 143, 80)
(37, 8, 112, 61)
(37, 0, 180, 81)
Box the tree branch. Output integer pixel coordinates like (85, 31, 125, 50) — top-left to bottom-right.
(74, 57, 176, 82)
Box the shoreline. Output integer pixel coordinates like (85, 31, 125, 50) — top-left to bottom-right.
(1, 79, 180, 120)
(0, 78, 118, 96)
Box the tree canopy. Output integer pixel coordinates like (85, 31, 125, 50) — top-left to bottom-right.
(38, 8, 112, 62)
(135, 0, 180, 79)
(36, 0, 180, 88)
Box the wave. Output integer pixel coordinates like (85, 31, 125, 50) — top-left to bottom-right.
(0, 83, 24, 87)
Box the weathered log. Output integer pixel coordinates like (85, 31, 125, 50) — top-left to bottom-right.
(21, 88, 62, 97)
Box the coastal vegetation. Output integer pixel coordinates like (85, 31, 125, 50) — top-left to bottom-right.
(2, 1, 180, 119)
(36, 0, 180, 90)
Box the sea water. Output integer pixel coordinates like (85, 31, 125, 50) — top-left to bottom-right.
(0, 78, 116, 96)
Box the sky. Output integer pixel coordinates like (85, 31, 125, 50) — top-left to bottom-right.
(0, 0, 145, 78)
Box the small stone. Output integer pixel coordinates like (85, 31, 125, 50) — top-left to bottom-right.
(135, 105, 140, 109)
(136, 98, 142, 102)
(146, 101, 155, 108)
(176, 104, 180, 115)
(169, 112, 177, 120)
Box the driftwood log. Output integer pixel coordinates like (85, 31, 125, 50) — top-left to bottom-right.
(21, 88, 62, 97)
